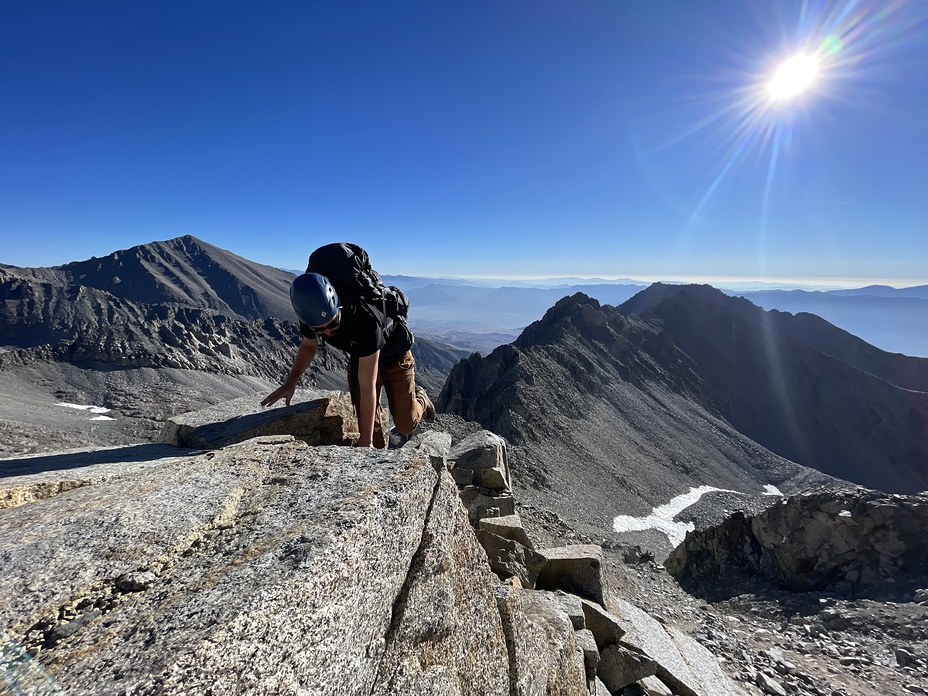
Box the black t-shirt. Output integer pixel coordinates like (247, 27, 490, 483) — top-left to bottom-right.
(298, 301, 414, 359)
(299, 303, 385, 358)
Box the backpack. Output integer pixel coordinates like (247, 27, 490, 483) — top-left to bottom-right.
(306, 243, 409, 321)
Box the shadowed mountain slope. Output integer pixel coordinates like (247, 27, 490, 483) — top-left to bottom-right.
(618, 284, 928, 493)
(438, 293, 837, 551)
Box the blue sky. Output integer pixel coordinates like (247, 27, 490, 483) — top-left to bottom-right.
(2, 1, 927, 284)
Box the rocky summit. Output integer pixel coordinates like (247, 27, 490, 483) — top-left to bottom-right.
(2, 400, 754, 696)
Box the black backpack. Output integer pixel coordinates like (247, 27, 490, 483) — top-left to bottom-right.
(306, 243, 409, 321)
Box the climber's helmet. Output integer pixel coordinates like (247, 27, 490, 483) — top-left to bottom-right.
(290, 273, 339, 329)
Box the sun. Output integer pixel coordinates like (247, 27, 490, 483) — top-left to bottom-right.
(767, 53, 820, 101)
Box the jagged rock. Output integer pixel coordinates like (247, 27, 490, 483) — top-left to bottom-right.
(402, 430, 453, 467)
(580, 598, 627, 651)
(575, 628, 600, 682)
(371, 466, 510, 695)
(666, 490, 928, 596)
(494, 587, 589, 696)
(459, 486, 516, 525)
(756, 671, 787, 696)
(667, 627, 748, 696)
(0, 436, 510, 693)
(895, 647, 917, 666)
(479, 513, 534, 549)
(639, 674, 674, 696)
(159, 390, 361, 449)
(553, 591, 586, 630)
(594, 677, 611, 696)
(477, 529, 545, 588)
(449, 430, 511, 492)
(597, 644, 658, 693)
(610, 598, 747, 696)
(536, 544, 606, 607)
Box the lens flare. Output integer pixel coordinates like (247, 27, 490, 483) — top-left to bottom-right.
(767, 54, 820, 100)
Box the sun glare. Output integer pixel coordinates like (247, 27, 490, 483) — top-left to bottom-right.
(767, 53, 820, 100)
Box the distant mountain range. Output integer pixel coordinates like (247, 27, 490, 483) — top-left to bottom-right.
(736, 287, 928, 357)
(376, 274, 928, 357)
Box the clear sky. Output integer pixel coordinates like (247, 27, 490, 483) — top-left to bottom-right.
(2, 1, 927, 284)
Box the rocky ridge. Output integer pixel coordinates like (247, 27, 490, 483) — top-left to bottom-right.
(438, 292, 841, 559)
(666, 489, 928, 598)
(1, 398, 749, 696)
(3, 404, 927, 694)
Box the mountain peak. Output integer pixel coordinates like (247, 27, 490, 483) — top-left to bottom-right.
(50, 236, 296, 321)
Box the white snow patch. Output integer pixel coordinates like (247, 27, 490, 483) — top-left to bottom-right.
(90, 416, 116, 421)
(762, 484, 783, 496)
(56, 402, 111, 414)
(613, 485, 738, 547)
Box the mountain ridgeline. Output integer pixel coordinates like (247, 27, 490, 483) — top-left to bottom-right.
(0, 235, 465, 391)
(618, 284, 928, 493)
(438, 288, 928, 545)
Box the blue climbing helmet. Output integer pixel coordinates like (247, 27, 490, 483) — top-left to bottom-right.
(290, 273, 339, 327)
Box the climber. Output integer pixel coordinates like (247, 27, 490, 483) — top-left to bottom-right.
(261, 243, 435, 448)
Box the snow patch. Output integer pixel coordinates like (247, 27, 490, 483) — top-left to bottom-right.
(56, 402, 111, 414)
(762, 484, 783, 496)
(613, 485, 738, 547)
(56, 402, 115, 421)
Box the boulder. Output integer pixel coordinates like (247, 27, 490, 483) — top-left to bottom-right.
(479, 513, 533, 549)
(536, 544, 606, 607)
(494, 587, 589, 696)
(159, 390, 361, 449)
(0, 436, 510, 694)
(609, 598, 747, 696)
(597, 644, 657, 693)
(575, 628, 600, 682)
(459, 486, 516, 525)
(402, 430, 453, 469)
(639, 675, 674, 696)
(580, 598, 627, 650)
(476, 529, 545, 588)
(449, 431, 511, 492)
(552, 591, 586, 631)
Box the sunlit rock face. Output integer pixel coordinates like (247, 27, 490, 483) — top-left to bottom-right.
(0, 403, 753, 696)
(0, 437, 511, 694)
